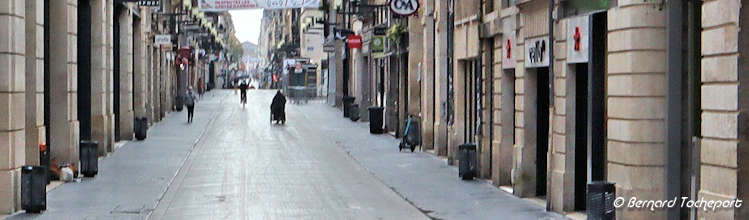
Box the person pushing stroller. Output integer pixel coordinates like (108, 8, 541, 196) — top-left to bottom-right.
(270, 90, 286, 124)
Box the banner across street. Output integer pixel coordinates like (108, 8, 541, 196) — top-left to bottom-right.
(198, 0, 321, 11)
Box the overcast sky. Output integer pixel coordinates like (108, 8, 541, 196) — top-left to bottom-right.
(229, 9, 264, 45)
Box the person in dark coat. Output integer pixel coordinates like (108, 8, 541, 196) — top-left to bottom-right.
(239, 80, 249, 104)
(270, 90, 286, 123)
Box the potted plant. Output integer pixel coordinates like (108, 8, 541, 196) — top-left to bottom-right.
(387, 24, 408, 49)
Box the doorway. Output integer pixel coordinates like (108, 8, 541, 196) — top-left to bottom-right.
(499, 69, 515, 186)
(567, 12, 607, 210)
(527, 67, 549, 197)
(113, 5, 122, 141)
(569, 63, 588, 210)
(42, 0, 51, 172)
(386, 55, 399, 133)
(77, 0, 92, 141)
(463, 59, 481, 144)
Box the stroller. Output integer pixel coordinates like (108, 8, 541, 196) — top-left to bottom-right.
(270, 91, 286, 124)
(270, 107, 286, 124)
(398, 115, 421, 152)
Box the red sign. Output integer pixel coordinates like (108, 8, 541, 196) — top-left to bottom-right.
(347, 35, 362, 49)
(574, 27, 582, 51)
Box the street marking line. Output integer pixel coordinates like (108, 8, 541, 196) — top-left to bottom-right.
(145, 91, 226, 220)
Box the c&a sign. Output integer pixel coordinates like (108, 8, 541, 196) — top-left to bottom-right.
(524, 36, 549, 68)
(389, 0, 419, 16)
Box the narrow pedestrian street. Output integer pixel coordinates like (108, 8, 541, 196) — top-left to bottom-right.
(5, 90, 563, 220)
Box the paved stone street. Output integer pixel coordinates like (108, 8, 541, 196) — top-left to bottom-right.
(6, 90, 564, 220)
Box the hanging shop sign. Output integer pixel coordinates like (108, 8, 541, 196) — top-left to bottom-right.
(198, 0, 321, 11)
(373, 26, 386, 58)
(373, 27, 387, 36)
(389, 0, 420, 16)
(567, 15, 590, 64)
(347, 35, 363, 49)
(154, 35, 172, 47)
(138, 0, 159, 6)
(323, 45, 335, 53)
(372, 36, 385, 57)
(524, 36, 550, 68)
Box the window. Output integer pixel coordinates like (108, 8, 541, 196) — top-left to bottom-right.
(562, 0, 615, 17)
(502, 0, 516, 9)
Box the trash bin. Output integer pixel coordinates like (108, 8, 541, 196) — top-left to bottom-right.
(79, 140, 99, 177)
(343, 96, 355, 118)
(21, 165, 46, 213)
(175, 96, 184, 111)
(135, 117, 148, 140)
(350, 104, 360, 121)
(368, 106, 384, 134)
(587, 181, 616, 220)
(458, 143, 477, 180)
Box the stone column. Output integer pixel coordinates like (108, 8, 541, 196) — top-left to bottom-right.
(25, 0, 45, 166)
(433, 0, 449, 156)
(133, 11, 147, 119)
(153, 48, 161, 122)
(118, 7, 134, 140)
(145, 39, 153, 124)
(0, 0, 26, 213)
(91, 0, 111, 155)
(49, 0, 80, 171)
(420, 0, 435, 150)
(700, 0, 746, 219)
(160, 51, 168, 118)
(105, 0, 115, 151)
(606, 1, 666, 219)
(408, 9, 423, 120)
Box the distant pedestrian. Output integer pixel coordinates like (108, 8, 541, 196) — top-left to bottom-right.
(185, 86, 197, 123)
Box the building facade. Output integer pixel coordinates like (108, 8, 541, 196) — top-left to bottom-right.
(0, 0, 237, 214)
(295, 0, 748, 219)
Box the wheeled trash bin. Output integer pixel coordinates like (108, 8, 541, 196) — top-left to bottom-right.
(368, 106, 384, 134)
(79, 140, 99, 177)
(21, 166, 47, 213)
(458, 143, 477, 180)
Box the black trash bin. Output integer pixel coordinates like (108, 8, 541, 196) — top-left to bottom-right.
(135, 117, 148, 140)
(21, 165, 46, 213)
(368, 106, 384, 134)
(458, 143, 477, 180)
(350, 104, 360, 121)
(343, 96, 355, 118)
(587, 181, 616, 220)
(175, 96, 184, 111)
(79, 140, 99, 177)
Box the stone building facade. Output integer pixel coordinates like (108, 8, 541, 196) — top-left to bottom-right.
(1, 0, 234, 214)
(400, 0, 749, 219)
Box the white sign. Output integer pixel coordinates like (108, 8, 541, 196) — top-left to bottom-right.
(524, 36, 550, 68)
(390, 0, 420, 16)
(501, 20, 516, 70)
(198, 0, 321, 11)
(567, 15, 590, 64)
(154, 35, 172, 47)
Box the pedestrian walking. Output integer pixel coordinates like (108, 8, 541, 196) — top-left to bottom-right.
(185, 86, 197, 123)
